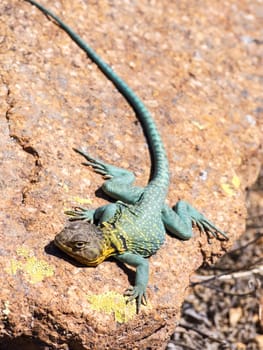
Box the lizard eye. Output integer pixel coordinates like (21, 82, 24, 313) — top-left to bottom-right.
(74, 241, 85, 249)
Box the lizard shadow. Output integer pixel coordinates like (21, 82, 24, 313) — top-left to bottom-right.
(45, 241, 85, 268)
(94, 187, 115, 202)
(45, 241, 136, 286)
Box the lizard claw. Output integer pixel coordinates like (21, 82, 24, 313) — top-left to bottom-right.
(193, 216, 228, 241)
(74, 148, 114, 177)
(65, 207, 95, 222)
(124, 286, 147, 313)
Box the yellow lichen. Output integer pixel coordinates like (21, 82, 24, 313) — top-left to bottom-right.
(6, 259, 22, 275)
(87, 291, 136, 323)
(232, 175, 241, 189)
(6, 246, 54, 284)
(61, 183, 69, 192)
(221, 174, 241, 196)
(191, 120, 206, 130)
(23, 255, 54, 284)
(72, 196, 92, 205)
(221, 183, 235, 196)
(64, 196, 93, 212)
(16, 246, 33, 258)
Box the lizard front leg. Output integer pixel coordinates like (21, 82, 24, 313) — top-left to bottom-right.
(66, 203, 119, 224)
(116, 252, 149, 313)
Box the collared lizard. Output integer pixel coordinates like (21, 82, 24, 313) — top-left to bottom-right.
(24, 0, 228, 312)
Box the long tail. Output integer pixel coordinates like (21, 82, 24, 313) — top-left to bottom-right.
(25, 0, 170, 191)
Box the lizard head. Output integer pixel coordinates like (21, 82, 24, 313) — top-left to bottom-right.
(54, 221, 114, 266)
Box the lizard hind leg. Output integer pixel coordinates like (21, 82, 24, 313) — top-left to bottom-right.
(162, 200, 228, 241)
(174, 200, 228, 240)
(74, 148, 144, 204)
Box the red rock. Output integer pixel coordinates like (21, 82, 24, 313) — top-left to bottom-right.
(0, 0, 261, 348)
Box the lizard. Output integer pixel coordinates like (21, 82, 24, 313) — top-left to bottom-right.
(24, 0, 228, 312)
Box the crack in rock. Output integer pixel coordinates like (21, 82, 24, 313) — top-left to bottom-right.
(10, 134, 42, 204)
(2, 75, 43, 203)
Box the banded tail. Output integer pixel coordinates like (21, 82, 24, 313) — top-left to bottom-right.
(25, 0, 170, 191)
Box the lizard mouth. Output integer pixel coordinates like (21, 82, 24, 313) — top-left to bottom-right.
(54, 238, 100, 266)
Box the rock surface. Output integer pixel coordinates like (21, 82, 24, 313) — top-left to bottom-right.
(0, 0, 262, 349)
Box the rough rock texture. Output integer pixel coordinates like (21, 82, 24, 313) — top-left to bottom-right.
(0, 0, 262, 349)
(167, 170, 263, 349)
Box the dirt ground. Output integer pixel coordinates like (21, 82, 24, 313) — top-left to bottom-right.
(167, 168, 263, 350)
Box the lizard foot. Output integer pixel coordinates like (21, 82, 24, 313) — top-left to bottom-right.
(171, 201, 228, 242)
(74, 148, 113, 178)
(192, 215, 228, 242)
(65, 207, 95, 222)
(124, 286, 147, 313)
